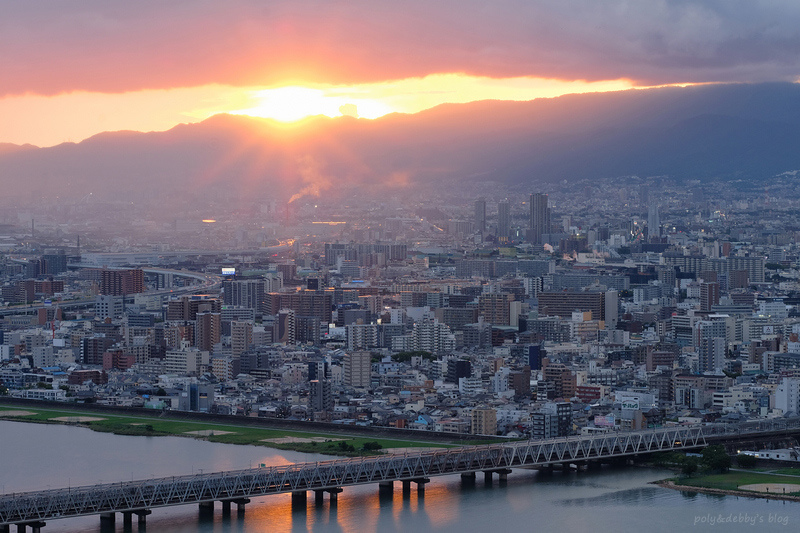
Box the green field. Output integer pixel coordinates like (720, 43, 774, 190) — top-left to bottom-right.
(675, 470, 800, 495)
(0, 406, 452, 456)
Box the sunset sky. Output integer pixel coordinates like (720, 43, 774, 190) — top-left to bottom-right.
(3, 0, 799, 147)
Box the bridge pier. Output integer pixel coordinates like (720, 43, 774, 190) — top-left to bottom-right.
(292, 491, 308, 507)
(221, 500, 232, 514)
(460, 472, 476, 488)
(327, 488, 342, 505)
(483, 469, 511, 483)
(135, 510, 151, 525)
(314, 489, 342, 505)
(378, 481, 394, 499)
(15, 522, 46, 533)
(233, 498, 250, 513)
(570, 462, 588, 472)
(198, 501, 215, 515)
(1, 525, 8, 533)
(100, 512, 115, 525)
(400, 478, 429, 497)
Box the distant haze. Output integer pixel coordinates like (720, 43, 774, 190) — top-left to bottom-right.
(2, 83, 800, 204)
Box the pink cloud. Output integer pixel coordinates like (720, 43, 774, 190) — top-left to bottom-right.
(3, 0, 800, 96)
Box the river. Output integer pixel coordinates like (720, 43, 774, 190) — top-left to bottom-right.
(1, 420, 799, 532)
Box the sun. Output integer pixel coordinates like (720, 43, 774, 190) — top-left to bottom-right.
(230, 86, 393, 122)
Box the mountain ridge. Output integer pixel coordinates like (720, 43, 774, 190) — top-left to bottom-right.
(2, 82, 800, 202)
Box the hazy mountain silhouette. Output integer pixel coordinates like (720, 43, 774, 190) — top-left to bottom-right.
(0, 143, 37, 155)
(2, 82, 800, 203)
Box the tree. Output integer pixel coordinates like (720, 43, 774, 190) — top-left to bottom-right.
(701, 445, 732, 473)
(736, 454, 758, 469)
(681, 458, 699, 477)
(362, 441, 383, 451)
(155, 387, 167, 396)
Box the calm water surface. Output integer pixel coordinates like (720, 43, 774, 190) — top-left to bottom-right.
(2, 420, 799, 532)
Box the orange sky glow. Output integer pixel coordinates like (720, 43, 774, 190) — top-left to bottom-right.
(4, 1, 799, 150)
(4, 3, 798, 148)
(0, 74, 668, 147)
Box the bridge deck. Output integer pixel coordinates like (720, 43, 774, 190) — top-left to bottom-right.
(2, 418, 799, 526)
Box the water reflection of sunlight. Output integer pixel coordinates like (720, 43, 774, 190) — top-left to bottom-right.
(239, 478, 470, 532)
(398, 482, 459, 528)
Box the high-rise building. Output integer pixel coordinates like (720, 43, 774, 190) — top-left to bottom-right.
(537, 290, 618, 327)
(346, 323, 379, 351)
(411, 319, 456, 354)
(528, 344, 543, 370)
(41, 250, 68, 275)
(478, 293, 513, 326)
(775, 378, 800, 415)
(264, 291, 333, 325)
(100, 269, 145, 296)
(542, 363, 576, 399)
(471, 407, 497, 435)
(276, 309, 296, 344)
(211, 356, 239, 381)
(165, 343, 209, 375)
(696, 319, 727, 372)
(296, 316, 322, 344)
(220, 306, 256, 335)
(647, 201, 660, 239)
(222, 278, 265, 313)
(656, 266, 676, 289)
(344, 350, 372, 388)
(474, 198, 486, 234)
(700, 281, 720, 312)
(231, 320, 253, 358)
(446, 359, 472, 383)
(542, 401, 573, 437)
(308, 360, 330, 381)
(95, 294, 123, 320)
(309, 379, 334, 416)
(497, 200, 510, 241)
(80, 336, 115, 365)
(167, 295, 221, 321)
(195, 311, 221, 352)
(529, 193, 550, 244)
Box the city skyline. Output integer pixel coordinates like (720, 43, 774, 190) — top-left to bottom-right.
(5, 1, 800, 530)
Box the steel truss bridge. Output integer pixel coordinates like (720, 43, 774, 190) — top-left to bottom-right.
(2, 418, 800, 530)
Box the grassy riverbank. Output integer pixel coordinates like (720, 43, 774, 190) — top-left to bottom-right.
(658, 469, 800, 502)
(0, 405, 455, 457)
(673, 471, 800, 493)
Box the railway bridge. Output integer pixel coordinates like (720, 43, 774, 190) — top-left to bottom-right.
(2, 418, 799, 531)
